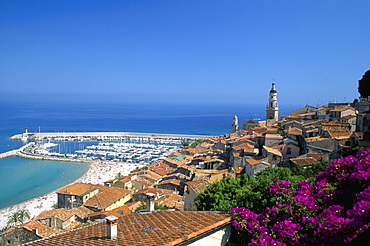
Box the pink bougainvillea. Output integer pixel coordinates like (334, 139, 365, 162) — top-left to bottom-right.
(231, 149, 370, 245)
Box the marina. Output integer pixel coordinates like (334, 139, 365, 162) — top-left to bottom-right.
(21, 141, 181, 164)
(6, 131, 212, 163)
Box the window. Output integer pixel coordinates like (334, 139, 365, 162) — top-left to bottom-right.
(287, 147, 292, 155)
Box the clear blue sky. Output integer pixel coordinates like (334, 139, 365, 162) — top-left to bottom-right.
(1, 0, 369, 105)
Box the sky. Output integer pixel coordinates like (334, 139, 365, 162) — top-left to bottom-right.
(0, 0, 369, 106)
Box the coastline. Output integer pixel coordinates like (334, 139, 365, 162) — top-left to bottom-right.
(0, 158, 144, 230)
(0, 131, 189, 230)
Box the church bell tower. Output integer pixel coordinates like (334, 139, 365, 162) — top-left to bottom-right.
(266, 82, 279, 125)
(231, 115, 239, 133)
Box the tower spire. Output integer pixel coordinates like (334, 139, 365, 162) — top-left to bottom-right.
(266, 81, 279, 126)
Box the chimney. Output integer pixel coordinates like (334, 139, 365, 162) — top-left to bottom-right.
(146, 193, 156, 212)
(106, 215, 119, 239)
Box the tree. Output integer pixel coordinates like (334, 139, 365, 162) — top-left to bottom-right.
(291, 160, 330, 180)
(358, 69, 370, 98)
(134, 202, 168, 212)
(195, 174, 249, 211)
(181, 139, 190, 148)
(7, 208, 31, 226)
(195, 168, 306, 213)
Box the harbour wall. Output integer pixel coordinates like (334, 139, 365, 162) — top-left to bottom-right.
(10, 132, 213, 141)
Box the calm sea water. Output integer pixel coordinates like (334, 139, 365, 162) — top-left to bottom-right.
(0, 101, 297, 209)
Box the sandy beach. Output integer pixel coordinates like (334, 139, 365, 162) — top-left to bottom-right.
(0, 159, 144, 230)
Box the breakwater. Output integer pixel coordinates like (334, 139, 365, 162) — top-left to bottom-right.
(0, 143, 89, 162)
(0, 149, 18, 159)
(0, 143, 31, 160)
(10, 131, 213, 141)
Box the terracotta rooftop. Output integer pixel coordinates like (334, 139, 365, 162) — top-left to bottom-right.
(263, 146, 283, 156)
(307, 153, 325, 162)
(249, 127, 267, 134)
(290, 157, 316, 167)
(204, 158, 224, 163)
(231, 167, 244, 174)
(124, 201, 143, 212)
(305, 136, 327, 143)
(302, 120, 325, 127)
(287, 127, 303, 136)
(23, 211, 231, 246)
(138, 171, 163, 182)
(155, 179, 182, 186)
(163, 173, 192, 181)
(232, 143, 254, 151)
(245, 158, 263, 166)
(84, 188, 132, 210)
(154, 194, 184, 210)
(35, 206, 92, 221)
(163, 157, 189, 166)
(265, 134, 283, 140)
(298, 112, 316, 117)
(134, 188, 175, 196)
(89, 205, 131, 219)
(2, 221, 64, 239)
(330, 105, 356, 112)
(56, 183, 102, 196)
(171, 165, 197, 174)
(321, 121, 348, 126)
(328, 130, 351, 139)
(146, 162, 174, 176)
(244, 148, 257, 153)
(195, 169, 220, 174)
(186, 180, 210, 194)
(131, 178, 154, 189)
(341, 115, 356, 120)
(184, 148, 209, 154)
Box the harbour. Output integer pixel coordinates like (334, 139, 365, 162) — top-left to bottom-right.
(5, 131, 213, 163)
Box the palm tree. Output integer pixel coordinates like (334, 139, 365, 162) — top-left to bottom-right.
(6, 208, 31, 226)
(6, 212, 19, 226)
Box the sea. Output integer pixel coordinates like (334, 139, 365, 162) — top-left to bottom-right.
(0, 100, 298, 210)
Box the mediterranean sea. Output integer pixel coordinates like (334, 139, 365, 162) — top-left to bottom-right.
(0, 100, 298, 210)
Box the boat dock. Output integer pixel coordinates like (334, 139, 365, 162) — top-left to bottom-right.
(10, 131, 213, 142)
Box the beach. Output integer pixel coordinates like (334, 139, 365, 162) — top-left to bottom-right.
(0, 159, 144, 230)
